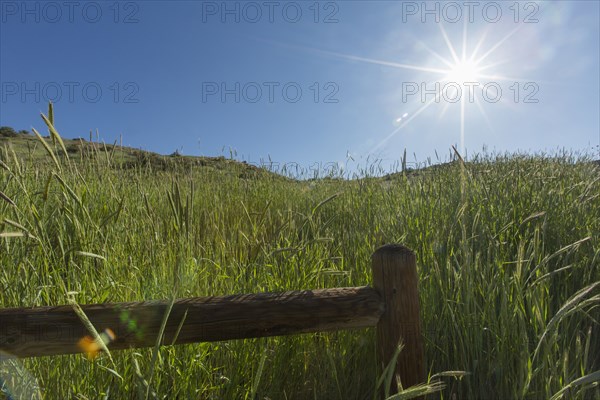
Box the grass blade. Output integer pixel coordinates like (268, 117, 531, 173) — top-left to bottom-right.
(41, 112, 69, 160)
(549, 370, 600, 400)
(32, 127, 61, 171)
(0, 191, 16, 207)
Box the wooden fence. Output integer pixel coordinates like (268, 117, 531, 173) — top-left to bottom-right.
(0, 244, 425, 395)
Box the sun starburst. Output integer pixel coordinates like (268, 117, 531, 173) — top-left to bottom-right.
(309, 19, 535, 157)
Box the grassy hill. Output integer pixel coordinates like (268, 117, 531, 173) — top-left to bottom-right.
(2, 126, 597, 181)
(0, 115, 599, 399)
(0, 131, 283, 180)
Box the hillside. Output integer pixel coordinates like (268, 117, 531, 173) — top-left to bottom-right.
(2, 126, 597, 181)
(0, 130, 282, 180)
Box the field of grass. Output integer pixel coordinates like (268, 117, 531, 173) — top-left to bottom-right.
(1, 112, 599, 399)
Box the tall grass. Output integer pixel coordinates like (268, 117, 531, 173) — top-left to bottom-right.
(0, 111, 599, 399)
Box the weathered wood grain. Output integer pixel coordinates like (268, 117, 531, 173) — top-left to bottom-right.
(372, 244, 425, 394)
(0, 286, 383, 358)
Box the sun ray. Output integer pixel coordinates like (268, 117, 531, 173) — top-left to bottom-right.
(460, 95, 466, 154)
(475, 25, 522, 65)
(474, 96, 496, 135)
(255, 37, 452, 74)
(439, 23, 461, 64)
(477, 60, 510, 72)
(476, 73, 547, 83)
(313, 50, 449, 74)
(416, 40, 455, 69)
(469, 27, 489, 63)
(462, 18, 468, 61)
(440, 100, 451, 118)
(369, 95, 440, 154)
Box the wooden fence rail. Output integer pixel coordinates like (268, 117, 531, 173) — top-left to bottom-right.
(0, 244, 425, 395)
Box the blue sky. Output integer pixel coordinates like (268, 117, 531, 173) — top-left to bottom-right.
(1, 1, 599, 172)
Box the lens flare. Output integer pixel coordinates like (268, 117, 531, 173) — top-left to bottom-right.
(77, 328, 116, 360)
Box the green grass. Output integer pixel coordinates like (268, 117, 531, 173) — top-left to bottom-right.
(0, 111, 599, 399)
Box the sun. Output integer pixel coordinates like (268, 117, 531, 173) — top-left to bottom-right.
(445, 58, 482, 85)
(308, 21, 528, 156)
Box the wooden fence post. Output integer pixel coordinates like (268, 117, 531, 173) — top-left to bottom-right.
(372, 244, 425, 396)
